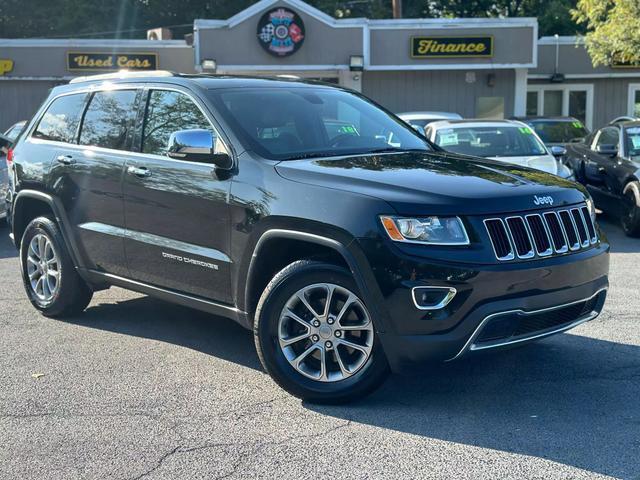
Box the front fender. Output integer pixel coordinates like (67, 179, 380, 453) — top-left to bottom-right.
(239, 225, 392, 333)
(11, 189, 85, 270)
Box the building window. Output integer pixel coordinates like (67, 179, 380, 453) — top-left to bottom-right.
(629, 84, 640, 118)
(476, 97, 505, 119)
(543, 90, 563, 116)
(527, 85, 594, 129)
(569, 90, 587, 122)
(526, 92, 538, 116)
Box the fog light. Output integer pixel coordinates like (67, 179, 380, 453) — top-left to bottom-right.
(412, 286, 457, 310)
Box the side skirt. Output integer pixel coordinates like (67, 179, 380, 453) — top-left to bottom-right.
(82, 269, 250, 329)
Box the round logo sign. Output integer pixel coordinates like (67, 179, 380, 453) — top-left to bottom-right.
(257, 8, 305, 57)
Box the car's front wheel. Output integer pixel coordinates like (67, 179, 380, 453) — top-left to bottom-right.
(254, 260, 389, 403)
(20, 216, 93, 317)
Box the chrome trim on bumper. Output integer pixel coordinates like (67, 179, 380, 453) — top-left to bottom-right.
(411, 286, 457, 311)
(447, 288, 607, 361)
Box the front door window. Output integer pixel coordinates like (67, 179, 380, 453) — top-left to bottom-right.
(527, 85, 593, 129)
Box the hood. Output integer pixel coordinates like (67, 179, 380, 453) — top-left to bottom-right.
(486, 154, 558, 175)
(275, 151, 587, 216)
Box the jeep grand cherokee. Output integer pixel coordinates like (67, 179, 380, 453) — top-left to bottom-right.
(8, 72, 609, 403)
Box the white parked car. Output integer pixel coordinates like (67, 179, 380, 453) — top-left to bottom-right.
(425, 119, 574, 179)
(397, 111, 462, 134)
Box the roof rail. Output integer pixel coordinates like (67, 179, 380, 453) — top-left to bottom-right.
(69, 70, 175, 84)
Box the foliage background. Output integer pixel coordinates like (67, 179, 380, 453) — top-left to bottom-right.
(0, 0, 585, 39)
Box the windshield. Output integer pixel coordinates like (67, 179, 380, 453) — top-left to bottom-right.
(207, 87, 430, 160)
(625, 126, 640, 160)
(434, 125, 548, 157)
(529, 120, 588, 144)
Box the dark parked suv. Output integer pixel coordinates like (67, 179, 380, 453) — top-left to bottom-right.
(8, 72, 609, 402)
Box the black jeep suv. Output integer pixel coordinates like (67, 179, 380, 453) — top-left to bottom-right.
(8, 72, 609, 403)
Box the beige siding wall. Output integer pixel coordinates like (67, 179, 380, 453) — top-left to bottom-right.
(363, 70, 515, 117)
(197, 1, 362, 67)
(529, 78, 640, 129)
(0, 80, 63, 131)
(370, 26, 534, 68)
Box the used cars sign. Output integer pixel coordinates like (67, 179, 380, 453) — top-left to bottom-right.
(0, 59, 14, 75)
(67, 52, 158, 71)
(411, 36, 493, 58)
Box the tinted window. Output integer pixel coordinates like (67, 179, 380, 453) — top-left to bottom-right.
(208, 87, 429, 160)
(79, 90, 137, 150)
(530, 120, 589, 144)
(142, 90, 211, 156)
(595, 127, 619, 149)
(33, 94, 86, 143)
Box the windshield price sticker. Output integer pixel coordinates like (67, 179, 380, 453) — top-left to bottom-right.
(519, 127, 533, 135)
(440, 132, 459, 146)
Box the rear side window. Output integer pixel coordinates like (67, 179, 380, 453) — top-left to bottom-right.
(142, 90, 211, 156)
(32, 93, 87, 143)
(79, 90, 138, 151)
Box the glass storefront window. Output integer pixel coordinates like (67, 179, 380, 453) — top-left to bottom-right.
(569, 90, 587, 124)
(543, 90, 563, 116)
(634, 90, 640, 117)
(526, 91, 538, 115)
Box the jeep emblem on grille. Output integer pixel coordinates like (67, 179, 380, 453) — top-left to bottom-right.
(533, 195, 554, 206)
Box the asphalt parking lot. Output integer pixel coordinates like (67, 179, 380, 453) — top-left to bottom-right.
(1, 216, 639, 480)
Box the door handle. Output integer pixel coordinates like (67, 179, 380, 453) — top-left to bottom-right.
(597, 167, 606, 175)
(56, 155, 75, 165)
(127, 166, 152, 178)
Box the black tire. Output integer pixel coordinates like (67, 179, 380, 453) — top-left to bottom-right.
(254, 260, 389, 404)
(621, 186, 640, 237)
(20, 216, 93, 317)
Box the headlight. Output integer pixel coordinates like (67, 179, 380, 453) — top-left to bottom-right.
(380, 215, 470, 245)
(585, 197, 596, 220)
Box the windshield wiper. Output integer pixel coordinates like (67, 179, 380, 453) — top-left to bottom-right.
(283, 152, 342, 160)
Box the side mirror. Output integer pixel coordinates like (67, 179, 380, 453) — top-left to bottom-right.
(167, 129, 232, 169)
(550, 145, 567, 158)
(595, 144, 618, 157)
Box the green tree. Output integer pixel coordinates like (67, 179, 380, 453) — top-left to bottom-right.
(0, 0, 584, 39)
(572, 0, 640, 66)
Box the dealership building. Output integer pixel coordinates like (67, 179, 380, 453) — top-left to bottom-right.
(1, 0, 639, 132)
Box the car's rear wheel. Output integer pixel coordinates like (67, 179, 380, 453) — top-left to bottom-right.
(20, 216, 93, 317)
(621, 185, 640, 237)
(254, 260, 389, 403)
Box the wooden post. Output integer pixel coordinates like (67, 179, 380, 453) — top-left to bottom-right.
(392, 0, 402, 18)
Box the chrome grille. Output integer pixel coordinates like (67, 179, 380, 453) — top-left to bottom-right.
(485, 205, 598, 261)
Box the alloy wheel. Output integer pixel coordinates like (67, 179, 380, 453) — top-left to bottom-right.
(278, 283, 374, 382)
(26, 233, 60, 302)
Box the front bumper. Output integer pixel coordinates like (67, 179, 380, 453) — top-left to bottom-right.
(356, 238, 609, 372)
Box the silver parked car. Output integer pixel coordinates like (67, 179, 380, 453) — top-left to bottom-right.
(397, 111, 462, 134)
